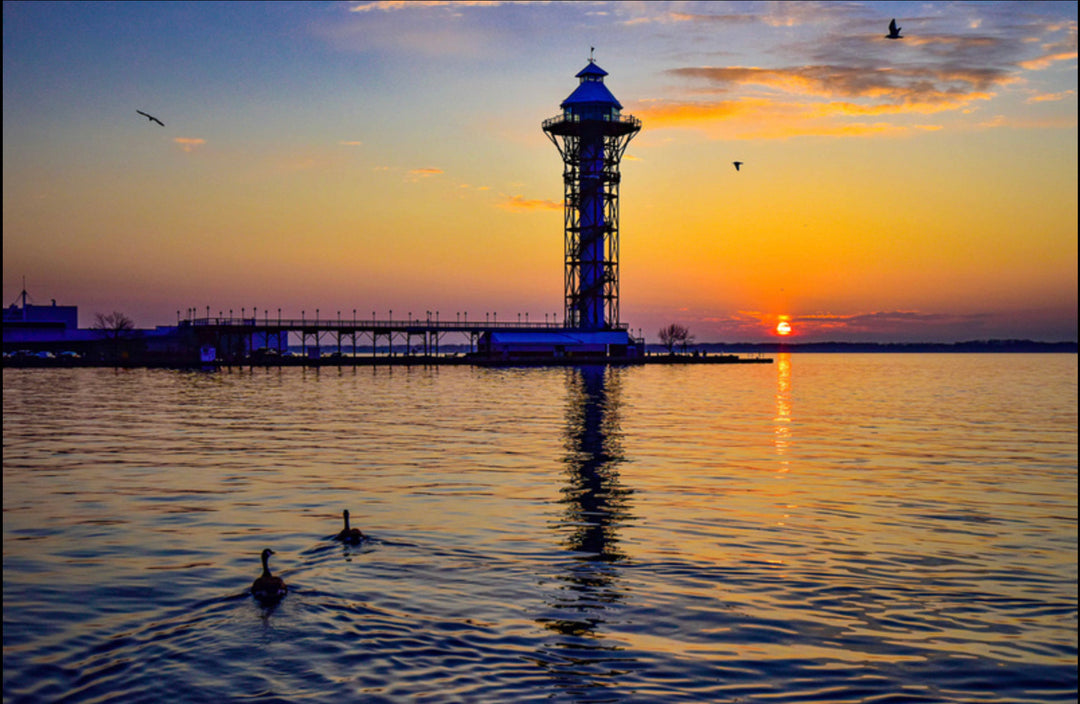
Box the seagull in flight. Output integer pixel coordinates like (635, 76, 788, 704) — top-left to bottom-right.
(733, 161, 743, 171)
(136, 110, 165, 127)
(886, 19, 903, 39)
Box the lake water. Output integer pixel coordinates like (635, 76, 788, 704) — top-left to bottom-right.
(3, 355, 1076, 703)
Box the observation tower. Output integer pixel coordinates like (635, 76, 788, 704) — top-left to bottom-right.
(543, 57, 641, 330)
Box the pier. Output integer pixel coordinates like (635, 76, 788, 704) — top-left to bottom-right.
(186, 314, 643, 363)
(4, 307, 775, 366)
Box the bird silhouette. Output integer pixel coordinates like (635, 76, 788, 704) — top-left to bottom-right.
(136, 110, 164, 127)
(251, 548, 287, 604)
(335, 509, 364, 544)
(733, 161, 743, 171)
(886, 19, 903, 39)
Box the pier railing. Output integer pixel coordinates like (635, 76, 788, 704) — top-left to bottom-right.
(188, 317, 630, 333)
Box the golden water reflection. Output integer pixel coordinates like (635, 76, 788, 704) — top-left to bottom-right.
(774, 353, 792, 470)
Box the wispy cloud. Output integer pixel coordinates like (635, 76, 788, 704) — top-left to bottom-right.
(666, 64, 1012, 111)
(622, 11, 758, 27)
(976, 114, 1076, 129)
(1018, 24, 1078, 69)
(691, 309, 1008, 342)
(339, 140, 364, 146)
(617, 3, 860, 29)
(173, 137, 205, 153)
(1019, 49, 1079, 70)
(644, 62, 1005, 138)
(633, 98, 928, 139)
(1027, 89, 1075, 103)
(406, 167, 444, 182)
(350, 1, 533, 12)
(320, 1, 510, 57)
(498, 194, 562, 212)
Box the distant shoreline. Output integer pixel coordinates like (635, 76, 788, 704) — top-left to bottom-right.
(683, 340, 1077, 354)
(3, 339, 1076, 370)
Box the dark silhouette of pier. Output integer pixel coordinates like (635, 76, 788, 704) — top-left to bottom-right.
(187, 313, 630, 363)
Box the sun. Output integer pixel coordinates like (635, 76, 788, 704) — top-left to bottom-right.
(776, 320, 792, 336)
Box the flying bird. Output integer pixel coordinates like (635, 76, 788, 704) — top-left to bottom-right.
(136, 110, 164, 127)
(733, 161, 743, 171)
(886, 19, 903, 39)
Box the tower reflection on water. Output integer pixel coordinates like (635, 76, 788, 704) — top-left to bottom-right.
(537, 365, 635, 691)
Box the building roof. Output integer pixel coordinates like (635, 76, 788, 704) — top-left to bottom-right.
(489, 330, 632, 346)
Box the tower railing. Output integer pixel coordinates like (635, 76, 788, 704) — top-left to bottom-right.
(542, 113, 641, 130)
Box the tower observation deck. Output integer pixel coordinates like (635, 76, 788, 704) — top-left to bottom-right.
(543, 59, 640, 331)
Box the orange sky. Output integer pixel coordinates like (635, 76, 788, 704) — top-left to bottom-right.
(3, 1, 1077, 342)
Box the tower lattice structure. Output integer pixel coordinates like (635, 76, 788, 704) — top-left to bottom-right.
(543, 60, 640, 330)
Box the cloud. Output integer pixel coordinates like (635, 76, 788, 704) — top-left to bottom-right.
(645, 14, 1075, 139)
(1018, 24, 1078, 69)
(666, 64, 1012, 110)
(633, 98, 927, 139)
(319, 2, 499, 57)
(406, 167, 444, 181)
(616, 2, 863, 29)
(651, 3, 858, 28)
(339, 140, 364, 146)
(646, 62, 1007, 137)
(901, 34, 1012, 53)
(1020, 50, 1079, 71)
(976, 114, 1076, 129)
(498, 194, 562, 212)
(172, 137, 206, 153)
(692, 309, 1010, 342)
(350, 1, 531, 11)
(1026, 90, 1075, 103)
(623, 11, 758, 26)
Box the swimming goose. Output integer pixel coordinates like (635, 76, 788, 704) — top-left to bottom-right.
(251, 548, 287, 603)
(336, 509, 364, 544)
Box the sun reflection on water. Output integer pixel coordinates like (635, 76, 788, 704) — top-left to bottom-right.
(774, 352, 792, 471)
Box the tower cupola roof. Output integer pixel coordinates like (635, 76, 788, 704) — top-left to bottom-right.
(575, 62, 608, 79)
(560, 61, 623, 111)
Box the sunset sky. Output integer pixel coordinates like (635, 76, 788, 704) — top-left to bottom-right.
(3, 1, 1077, 342)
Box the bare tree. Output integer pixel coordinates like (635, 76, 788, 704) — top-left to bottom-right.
(92, 311, 135, 340)
(680, 328, 695, 353)
(658, 323, 692, 354)
(92, 311, 136, 362)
